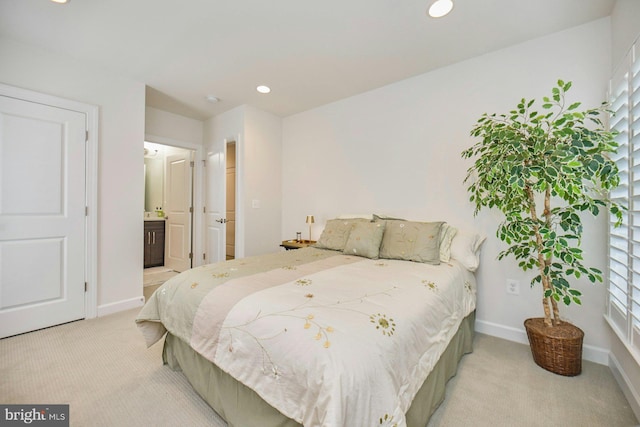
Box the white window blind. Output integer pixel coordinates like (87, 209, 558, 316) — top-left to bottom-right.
(607, 41, 640, 362)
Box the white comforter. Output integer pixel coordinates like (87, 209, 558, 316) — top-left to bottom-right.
(199, 256, 474, 426)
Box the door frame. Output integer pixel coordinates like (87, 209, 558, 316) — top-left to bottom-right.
(234, 134, 245, 259)
(225, 140, 237, 260)
(145, 134, 204, 267)
(228, 136, 244, 259)
(0, 83, 99, 319)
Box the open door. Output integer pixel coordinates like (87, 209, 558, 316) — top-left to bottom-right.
(205, 140, 229, 263)
(164, 149, 193, 272)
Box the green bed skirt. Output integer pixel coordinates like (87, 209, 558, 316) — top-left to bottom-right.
(163, 311, 475, 427)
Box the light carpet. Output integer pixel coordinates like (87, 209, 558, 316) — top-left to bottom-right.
(0, 309, 637, 427)
(143, 268, 179, 287)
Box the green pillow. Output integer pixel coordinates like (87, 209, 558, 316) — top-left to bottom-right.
(314, 218, 369, 251)
(343, 221, 386, 259)
(379, 220, 444, 264)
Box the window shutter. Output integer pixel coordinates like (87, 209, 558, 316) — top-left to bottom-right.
(608, 42, 640, 361)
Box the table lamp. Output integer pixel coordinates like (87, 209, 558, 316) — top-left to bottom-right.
(306, 215, 315, 241)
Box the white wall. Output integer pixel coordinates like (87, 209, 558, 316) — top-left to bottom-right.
(282, 18, 613, 361)
(207, 105, 245, 146)
(611, 0, 640, 71)
(243, 105, 283, 256)
(0, 37, 146, 314)
(145, 106, 203, 145)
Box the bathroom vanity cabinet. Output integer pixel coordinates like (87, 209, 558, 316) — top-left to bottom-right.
(144, 220, 165, 268)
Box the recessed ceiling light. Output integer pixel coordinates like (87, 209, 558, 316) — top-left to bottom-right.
(428, 0, 453, 18)
(256, 85, 271, 94)
(205, 95, 219, 103)
(50, 0, 69, 3)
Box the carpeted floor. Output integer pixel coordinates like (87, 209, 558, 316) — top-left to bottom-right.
(143, 284, 161, 303)
(143, 267, 178, 302)
(0, 309, 637, 427)
(143, 267, 179, 287)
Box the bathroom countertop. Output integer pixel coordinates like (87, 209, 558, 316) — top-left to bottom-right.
(144, 215, 166, 221)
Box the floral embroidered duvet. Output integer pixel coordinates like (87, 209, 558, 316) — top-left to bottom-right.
(136, 247, 476, 427)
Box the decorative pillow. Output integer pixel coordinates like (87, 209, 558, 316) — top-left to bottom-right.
(379, 220, 444, 264)
(439, 224, 458, 262)
(314, 218, 370, 251)
(449, 229, 486, 271)
(343, 221, 385, 259)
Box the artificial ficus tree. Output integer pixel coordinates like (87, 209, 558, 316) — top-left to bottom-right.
(462, 80, 624, 327)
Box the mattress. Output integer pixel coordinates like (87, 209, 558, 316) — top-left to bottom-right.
(137, 247, 477, 426)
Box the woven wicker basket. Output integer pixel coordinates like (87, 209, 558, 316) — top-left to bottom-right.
(524, 318, 584, 376)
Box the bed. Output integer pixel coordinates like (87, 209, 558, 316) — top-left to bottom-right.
(136, 218, 484, 427)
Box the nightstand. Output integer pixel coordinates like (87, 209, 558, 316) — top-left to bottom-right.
(280, 240, 316, 250)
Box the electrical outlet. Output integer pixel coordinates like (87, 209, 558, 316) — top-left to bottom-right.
(506, 279, 520, 295)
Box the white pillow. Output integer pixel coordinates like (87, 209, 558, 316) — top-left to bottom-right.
(439, 224, 458, 262)
(450, 229, 486, 272)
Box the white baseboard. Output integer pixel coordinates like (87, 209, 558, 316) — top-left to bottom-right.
(97, 296, 145, 317)
(609, 352, 640, 421)
(475, 319, 610, 365)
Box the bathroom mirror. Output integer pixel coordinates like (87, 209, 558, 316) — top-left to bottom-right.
(144, 146, 164, 213)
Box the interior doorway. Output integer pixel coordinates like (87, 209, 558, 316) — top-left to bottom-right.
(226, 141, 236, 260)
(143, 142, 194, 295)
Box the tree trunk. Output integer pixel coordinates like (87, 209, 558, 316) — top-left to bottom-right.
(543, 186, 561, 325)
(551, 298, 561, 326)
(526, 186, 553, 327)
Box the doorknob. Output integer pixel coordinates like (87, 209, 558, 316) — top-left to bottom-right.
(215, 218, 227, 224)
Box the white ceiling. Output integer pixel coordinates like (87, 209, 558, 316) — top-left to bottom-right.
(0, 0, 616, 120)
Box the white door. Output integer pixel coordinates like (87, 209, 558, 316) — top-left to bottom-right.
(164, 150, 193, 272)
(205, 140, 227, 263)
(0, 95, 86, 338)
